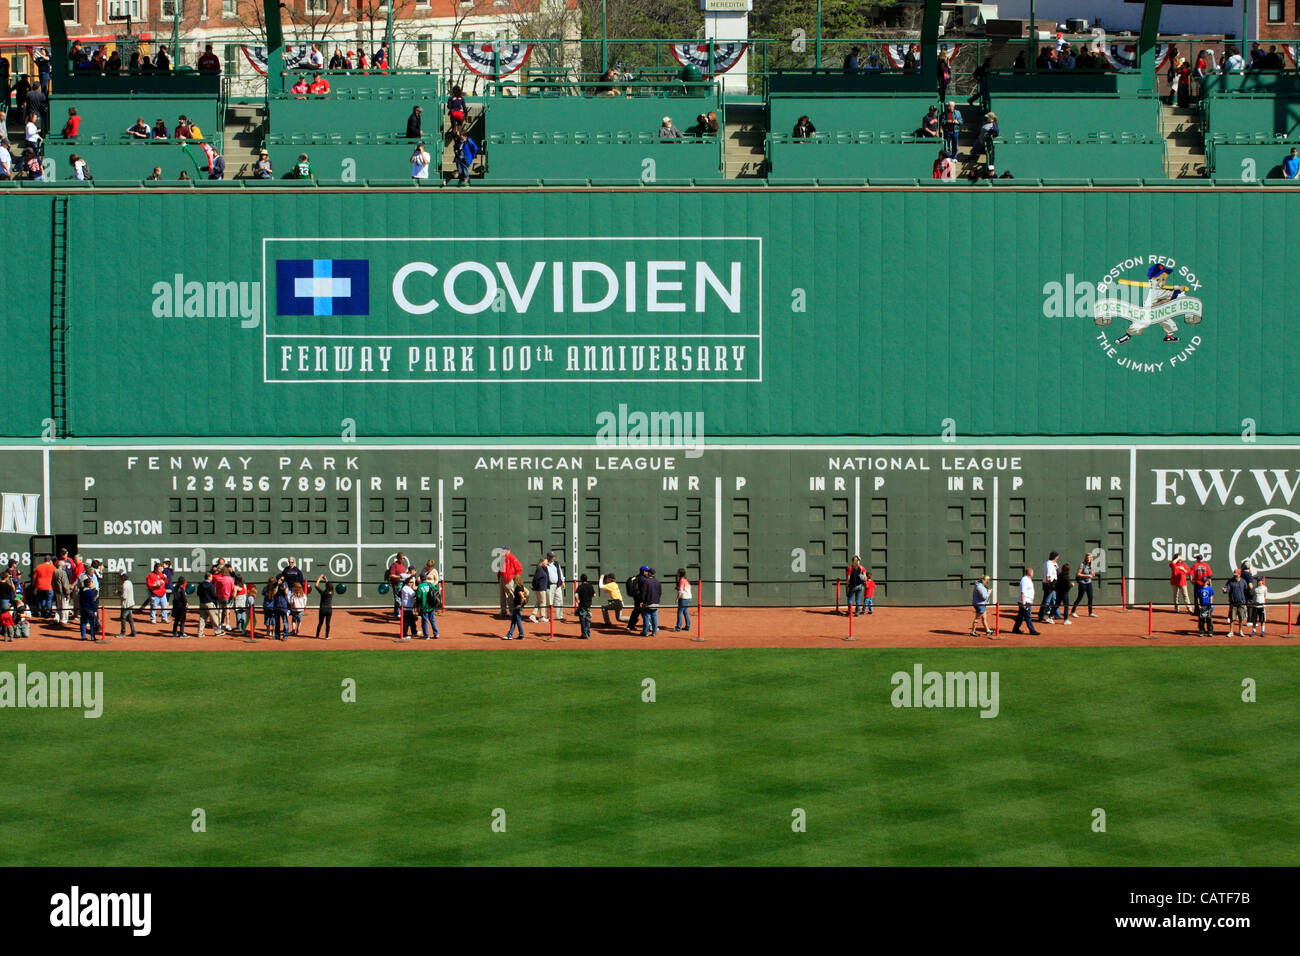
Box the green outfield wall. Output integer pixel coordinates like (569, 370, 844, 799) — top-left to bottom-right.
(2, 187, 1296, 441)
(3, 441, 1300, 609)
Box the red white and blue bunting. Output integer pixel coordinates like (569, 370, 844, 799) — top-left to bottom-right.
(240, 45, 311, 76)
(1100, 43, 1173, 72)
(453, 42, 534, 77)
(668, 42, 747, 76)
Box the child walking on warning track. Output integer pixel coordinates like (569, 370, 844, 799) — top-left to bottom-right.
(1196, 576, 1215, 636)
(503, 585, 528, 640)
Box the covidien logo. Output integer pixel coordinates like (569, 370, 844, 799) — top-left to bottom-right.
(276, 259, 369, 316)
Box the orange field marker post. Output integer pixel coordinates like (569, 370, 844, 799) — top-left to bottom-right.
(1148, 602, 1153, 637)
(1289, 603, 1293, 636)
(995, 603, 1000, 636)
(1120, 577, 1128, 611)
(835, 580, 840, 615)
(844, 602, 858, 642)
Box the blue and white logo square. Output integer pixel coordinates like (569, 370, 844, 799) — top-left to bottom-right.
(276, 259, 369, 316)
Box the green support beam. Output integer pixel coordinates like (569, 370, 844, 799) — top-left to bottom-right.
(921, 0, 942, 76)
(263, 0, 285, 87)
(1138, 0, 1164, 89)
(39, 0, 69, 83)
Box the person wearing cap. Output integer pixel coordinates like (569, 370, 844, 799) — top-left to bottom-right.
(308, 72, 331, 95)
(387, 553, 408, 619)
(659, 116, 682, 139)
(498, 547, 523, 617)
(972, 111, 998, 163)
(1196, 574, 1215, 636)
(920, 105, 940, 137)
(1190, 553, 1212, 613)
(1114, 263, 1185, 345)
(545, 551, 566, 622)
(1039, 551, 1060, 623)
(254, 149, 273, 179)
(411, 141, 430, 180)
(625, 567, 649, 633)
(406, 105, 423, 139)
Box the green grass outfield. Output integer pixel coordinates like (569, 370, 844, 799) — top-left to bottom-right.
(1, 649, 1296, 866)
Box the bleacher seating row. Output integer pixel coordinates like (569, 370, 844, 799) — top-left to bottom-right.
(1200, 73, 1300, 175)
(40, 139, 214, 181)
(53, 95, 219, 139)
(9, 178, 1292, 189)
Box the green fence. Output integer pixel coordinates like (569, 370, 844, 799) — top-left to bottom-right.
(0, 187, 1296, 441)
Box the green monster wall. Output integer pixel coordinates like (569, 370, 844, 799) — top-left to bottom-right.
(2, 441, 1300, 608)
(2, 186, 1295, 440)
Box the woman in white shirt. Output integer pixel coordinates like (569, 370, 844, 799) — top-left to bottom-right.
(1248, 576, 1268, 637)
(70, 154, 89, 180)
(411, 142, 430, 180)
(673, 569, 692, 632)
(287, 582, 308, 635)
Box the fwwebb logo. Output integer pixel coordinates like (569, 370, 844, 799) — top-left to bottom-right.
(1230, 509, 1300, 599)
(276, 259, 369, 316)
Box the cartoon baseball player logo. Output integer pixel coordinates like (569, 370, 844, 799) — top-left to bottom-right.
(1094, 261, 1204, 344)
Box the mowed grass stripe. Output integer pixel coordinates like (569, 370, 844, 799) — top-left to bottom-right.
(0, 649, 1295, 866)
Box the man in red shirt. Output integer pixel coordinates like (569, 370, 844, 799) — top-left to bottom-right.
(146, 563, 169, 623)
(197, 44, 221, 73)
(32, 557, 55, 618)
(498, 547, 523, 617)
(1169, 553, 1192, 612)
(1190, 554, 1212, 613)
(387, 554, 408, 619)
(308, 73, 330, 95)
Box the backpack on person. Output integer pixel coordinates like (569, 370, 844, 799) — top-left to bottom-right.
(626, 575, 643, 601)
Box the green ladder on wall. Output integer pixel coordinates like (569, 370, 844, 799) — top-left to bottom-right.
(50, 194, 70, 438)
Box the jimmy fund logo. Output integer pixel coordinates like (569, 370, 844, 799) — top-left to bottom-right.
(1231, 509, 1300, 600)
(1044, 255, 1206, 375)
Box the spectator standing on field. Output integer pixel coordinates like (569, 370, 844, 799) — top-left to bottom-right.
(53, 559, 72, 625)
(576, 574, 595, 639)
(530, 558, 551, 623)
(674, 569, 692, 632)
(640, 569, 662, 636)
(498, 546, 522, 617)
(196, 572, 221, 637)
(1170, 553, 1192, 611)
(1011, 568, 1039, 635)
(1073, 554, 1097, 617)
(118, 573, 137, 637)
(846, 556, 867, 616)
(1055, 564, 1072, 625)
(600, 574, 624, 626)
(146, 563, 169, 622)
(399, 575, 418, 640)
(503, 584, 528, 640)
(625, 567, 648, 632)
(863, 572, 877, 614)
(1196, 576, 1215, 635)
(969, 574, 993, 637)
(172, 578, 189, 637)
(1190, 554, 1212, 612)
(1039, 552, 1059, 623)
(1224, 569, 1249, 637)
(234, 575, 253, 635)
(287, 582, 308, 635)
(1248, 576, 1268, 637)
(416, 570, 440, 639)
(79, 579, 100, 643)
(387, 552, 408, 619)
(261, 577, 281, 640)
(546, 552, 565, 621)
(32, 556, 55, 618)
(215, 565, 235, 629)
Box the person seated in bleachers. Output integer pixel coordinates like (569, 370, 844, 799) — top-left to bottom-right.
(308, 44, 326, 71)
(146, 166, 162, 180)
(1223, 47, 1245, 72)
(126, 117, 150, 139)
(933, 148, 956, 181)
(254, 149, 273, 179)
(309, 73, 331, 95)
(920, 105, 940, 138)
(62, 108, 80, 139)
(198, 44, 221, 73)
(154, 46, 171, 71)
(291, 76, 310, 98)
(706, 111, 719, 135)
(128, 51, 142, 73)
(291, 153, 314, 180)
(843, 47, 861, 74)
(105, 49, 122, 74)
(177, 170, 190, 180)
(1059, 46, 1076, 70)
(598, 67, 623, 97)
(1284, 148, 1300, 180)
(865, 54, 883, 70)
(1012, 52, 1027, 73)
(792, 115, 816, 139)
(89, 48, 106, 72)
(69, 41, 89, 70)
(329, 49, 346, 70)
(407, 105, 423, 139)
(69, 153, 90, 181)
(1035, 46, 1054, 71)
(903, 45, 920, 73)
(659, 116, 682, 139)
(22, 149, 42, 180)
(151, 118, 169, 139)
(176, 115, 203, 139)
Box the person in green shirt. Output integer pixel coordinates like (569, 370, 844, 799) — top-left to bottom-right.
(416, 571, 440, 639)
(293, 153, 314, 180)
